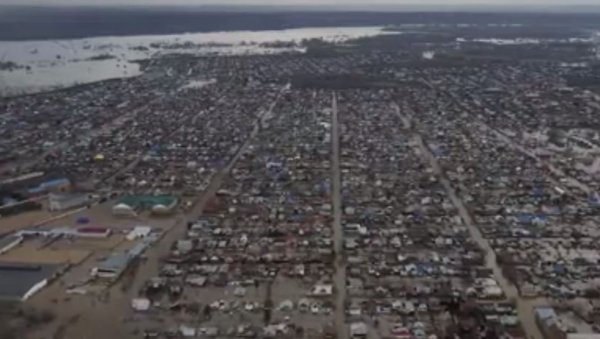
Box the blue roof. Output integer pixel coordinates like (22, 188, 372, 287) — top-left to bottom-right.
(128, 242, 149, 258)
(431, 147, 446, 157)
(531, 187, 545, 197)
(553, 264, 566, 274)
(41, 178, 70, 188)
(27, 178, 70, 194)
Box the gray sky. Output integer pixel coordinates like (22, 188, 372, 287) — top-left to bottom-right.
(1, 0, 599, 6)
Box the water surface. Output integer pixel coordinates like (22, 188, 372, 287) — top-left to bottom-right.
(0, 26, 391, 96)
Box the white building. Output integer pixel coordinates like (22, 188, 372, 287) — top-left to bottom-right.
(48, 193, 91, 212)
(131, 298, 151, 312)
(112, 203, 136, 217)
(311, 283, 333, 296)
(126, 226, 152, 241)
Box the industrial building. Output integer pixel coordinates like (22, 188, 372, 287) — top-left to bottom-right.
(48, 192, 92, 211)
(0, 262, 60, 301)
(92, 237, 154, 279)
(112, 195, 178, 217)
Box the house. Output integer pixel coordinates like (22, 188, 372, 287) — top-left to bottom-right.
(478, 278, 503, 298)
(179, 325, 196, 337)
(345, 238, 358, 250)
(185, 275, 207, 287)
(264, 324, 288, 337)
(198, 327, 218, 337)
(48, 193, 91, 212)
(278, 300, 294, 311)
(131, 298, 151, 312)
(348, 302, 362, 317)
(312, 283, 333, 296)
(175, 239, 193, 254)
(350, 322, 368, 338)
(391, 324, 412, 339)
(392, 300, 415, 315)
(536, 307, 564, 339)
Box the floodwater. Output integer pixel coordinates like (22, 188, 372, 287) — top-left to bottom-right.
(0, 59, 141, 96)
(456, 36, 593, 45)
(0, 26, 392, 96)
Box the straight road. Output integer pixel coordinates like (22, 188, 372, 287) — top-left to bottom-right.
(422, 78, 592, 197)
(102, 88, 231, 187)
(1, 92, 165, 177)
(331, 92, 348, 339)
(478, 122, 592, 196)
(36, 86, 286, 339)
(395, 104, 543, 339)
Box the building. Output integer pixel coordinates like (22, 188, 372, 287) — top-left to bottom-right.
(536, 307, 565, 339)
(0, 235, 23, 255)
(350, 322, 368, 338)
(176, 239, 194, 254)
(92, 253, 130, 279)
(48, 193, 91, 212)
(131, 298, 151, 312)
(0, 192, 42, 218)
(27, 178, 71, 195)
(126, 226, 152, 241)
(0, 263, 60, 301)
(112, 203, 136, 217)
(76, 227, 111, 238)
(185, 275, 207, 287)
(113, 195, 178, 217)
(92, 238, 152, 279)
(311, 283, 333, 296)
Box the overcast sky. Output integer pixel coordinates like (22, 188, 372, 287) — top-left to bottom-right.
(2, 0, 599, 6)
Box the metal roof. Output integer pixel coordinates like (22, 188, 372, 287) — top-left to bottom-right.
(0, 263, 59, 300)
(97, 253, 130, 273)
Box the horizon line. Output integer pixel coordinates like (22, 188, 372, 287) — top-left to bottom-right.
(2, 4, 600, 13)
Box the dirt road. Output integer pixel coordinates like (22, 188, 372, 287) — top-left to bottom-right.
(27, 86, 286, 339)
(395, 104, 544, 339)
(331, 92, 348, 339)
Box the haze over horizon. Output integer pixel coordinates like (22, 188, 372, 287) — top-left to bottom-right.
(2, 0, 600, 9)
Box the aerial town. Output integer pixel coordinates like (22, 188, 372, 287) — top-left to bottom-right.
(2, 21, 600, 339)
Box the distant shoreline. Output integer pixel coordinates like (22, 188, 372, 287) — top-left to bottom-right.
(2, 7, 600, 41)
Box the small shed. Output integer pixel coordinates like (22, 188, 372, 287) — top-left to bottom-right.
(131, 298, 150, 312)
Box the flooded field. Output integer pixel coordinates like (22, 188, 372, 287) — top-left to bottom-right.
(0, 26, 391, 96)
